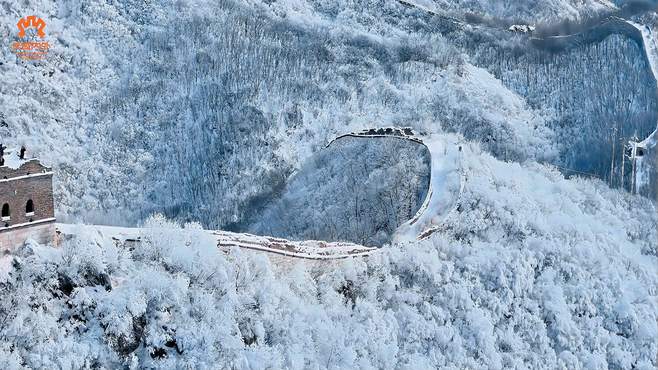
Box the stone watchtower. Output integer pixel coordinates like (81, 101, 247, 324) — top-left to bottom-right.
(0, 146, 55, 250)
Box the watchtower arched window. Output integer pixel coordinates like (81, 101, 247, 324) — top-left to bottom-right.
(1, 203, 10, 220)
(26, 199, 34, 215)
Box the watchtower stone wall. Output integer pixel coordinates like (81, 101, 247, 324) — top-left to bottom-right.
(0, 159, 55, 251)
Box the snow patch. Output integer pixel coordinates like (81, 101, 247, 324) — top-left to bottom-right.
(508, 24, 536, 33)
(1, 148, 30, 170)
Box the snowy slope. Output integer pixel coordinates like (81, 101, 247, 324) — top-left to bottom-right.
(1, 0, 558, 228)
(0, 144, 655, 368)
(627, 20, 658, 140)
(395, 134, 464, 240)
(0, 0, 656, 368)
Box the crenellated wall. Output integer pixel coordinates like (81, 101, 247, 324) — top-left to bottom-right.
(0, 159, 51, 180)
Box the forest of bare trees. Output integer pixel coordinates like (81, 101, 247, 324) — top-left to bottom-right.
(248, 137, 431, 246)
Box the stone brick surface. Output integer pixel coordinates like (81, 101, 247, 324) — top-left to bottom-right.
(0, 159, 55, 250)
(0, 159, 50, 180)
(0, 174, 54, 225)
(0, 221, 55, 251)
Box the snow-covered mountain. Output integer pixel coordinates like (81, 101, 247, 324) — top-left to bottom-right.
(0, 0, 656, 368)
(3, 0, 657, 226)
(1, 143, 655, 368)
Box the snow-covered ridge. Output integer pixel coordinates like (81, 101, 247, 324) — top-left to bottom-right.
(326, 130, 465, 242)
(394, 134, 464, 240)
(56, 224, 376, 260)
(57, 129, 459, 259)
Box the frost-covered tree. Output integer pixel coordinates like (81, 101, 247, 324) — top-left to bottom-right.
(248, 136, 431, 245)
(0, 147, 655, 368)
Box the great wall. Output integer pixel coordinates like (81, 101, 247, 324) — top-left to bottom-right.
(1, 129, 466, 262)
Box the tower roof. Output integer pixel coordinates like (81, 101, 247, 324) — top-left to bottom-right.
(0, 147, 51, 181)
(2, 147, 30, 170)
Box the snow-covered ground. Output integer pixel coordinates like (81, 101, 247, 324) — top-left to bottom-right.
(56, 223, 376, 260)
(1, 148, 28, 170)
(394, 134, 464, 241)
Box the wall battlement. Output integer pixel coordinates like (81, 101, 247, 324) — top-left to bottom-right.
(0, 159, 51, 180)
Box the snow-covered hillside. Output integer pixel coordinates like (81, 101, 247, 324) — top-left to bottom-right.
(0, 0, 656, 368)
(0, 140, 655, 368)
(3, 0, 655, 226)
(1, 0, 556, 228)
(248, 136, 431, 246)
